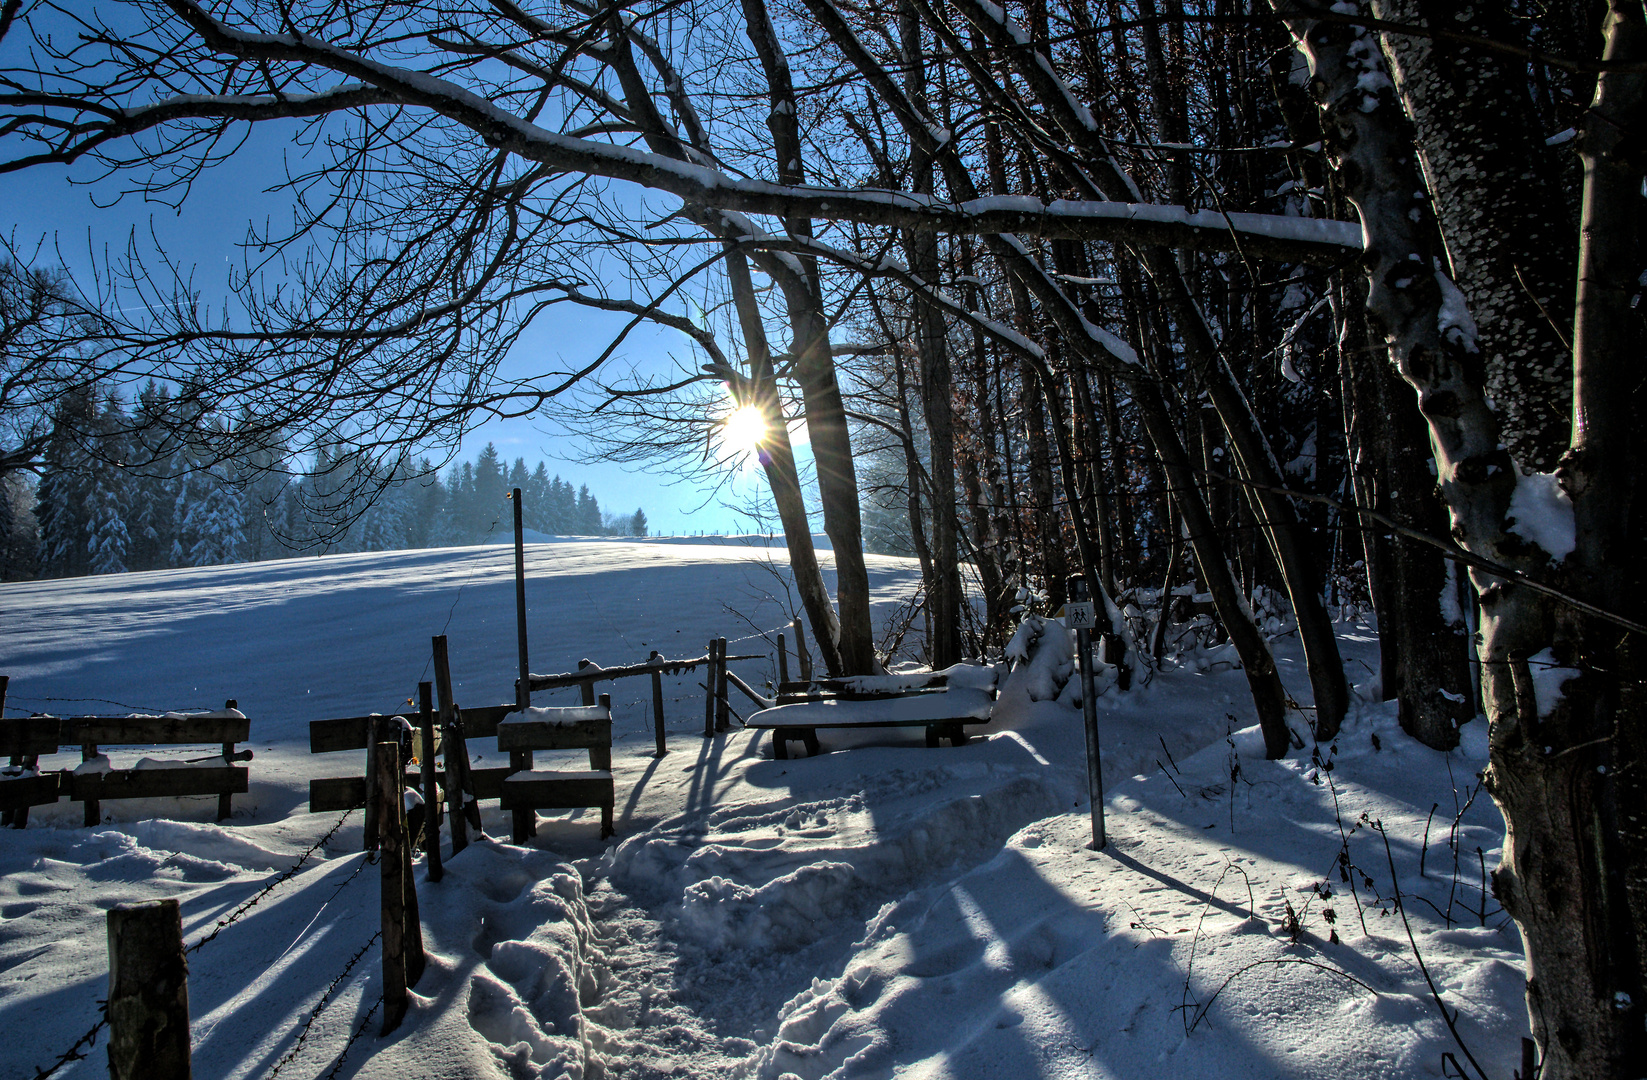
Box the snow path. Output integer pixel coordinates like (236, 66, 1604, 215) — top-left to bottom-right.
(0, 543, 1527, 1078)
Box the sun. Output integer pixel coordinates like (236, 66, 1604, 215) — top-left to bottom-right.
(720, 403, 770, 456)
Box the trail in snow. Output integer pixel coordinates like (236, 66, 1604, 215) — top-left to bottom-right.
(0, 542, 1527, 1079)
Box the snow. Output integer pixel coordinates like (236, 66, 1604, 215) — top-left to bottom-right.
(1525, 648, 1580, 719)
(1506, 470, 1576, 562)
(0, 544, 1526, 1079)
(748, 688, 996, 727)
(1434, 270, 1480, 354)
(504, 705, 613, 725)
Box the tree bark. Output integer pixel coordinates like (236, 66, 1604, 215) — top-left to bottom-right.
(1341, 293, 1473, 748)
(725, 247, 847, 676)
(1277, 2, 1647, 1072)
(1370, 0, 1578, 474)
(899, 1, 964, 667)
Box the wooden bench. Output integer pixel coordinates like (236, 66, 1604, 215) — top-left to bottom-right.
(64, 705, 251, 825)
(0, 716, 68, 827)
(306, 704, 517, 815)
(748, 664, 998, 759)
(497, 696, 615, 842)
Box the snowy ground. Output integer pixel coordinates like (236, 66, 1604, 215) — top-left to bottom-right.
(0, 540, 1527, 1079)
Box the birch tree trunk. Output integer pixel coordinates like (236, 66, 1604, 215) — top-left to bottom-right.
(1370, 0, 1578, 474)
(1278, 2, 1647, 1071)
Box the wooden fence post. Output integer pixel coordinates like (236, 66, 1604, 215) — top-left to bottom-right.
(432, 636, 468, 854)
(378, 740, 409, 1036)
(418, 682, 442, 882)
(397, 754, 425, 991)
(792, 617, 813, 682)
(363, 715, 382, 853)
(776, 634, 789, 687)
(82, 731, 101, 828)
(451, 705, 484, 835)
(217, 699, 237, 822)
(577, 659, 597, 707)
(715, 638, 731, 732)
(649, 651, 667, 757)
(107, 898, 190, 1080)
(0, 675, 19, 830)
(702, 639, 719, 738)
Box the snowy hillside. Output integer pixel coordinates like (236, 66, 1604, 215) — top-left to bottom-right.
(0, 542, 1526, 1078)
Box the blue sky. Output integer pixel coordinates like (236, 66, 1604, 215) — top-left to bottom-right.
(2, 128, 782, 536)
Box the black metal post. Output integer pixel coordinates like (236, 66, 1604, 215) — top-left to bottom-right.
(512, 487, 530, 712)
(1069, 575, 1106, 849)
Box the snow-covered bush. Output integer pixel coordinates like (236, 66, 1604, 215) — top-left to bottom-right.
(996, 614, 1076, 720)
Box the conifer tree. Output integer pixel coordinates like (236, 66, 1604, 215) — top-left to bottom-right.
(576, 484, 601, 534)
(525, 462, 551, 533)
(177, 459, 243, 566)
(34, 386, 96, 578)
(129, 381, 180, 572)
(0, 471, 37, 580)
(83, 392, 133, 575)
(471, 443, 506, 531)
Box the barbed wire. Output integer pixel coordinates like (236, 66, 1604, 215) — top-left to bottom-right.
(27, 811, 357, 1078)
(187, 809, 354, 954)
(29, 1005, 107, 1080)
(3, 695, 213, 717)
(265, 930, 381, 1080)
(320, 993, 385, 1080)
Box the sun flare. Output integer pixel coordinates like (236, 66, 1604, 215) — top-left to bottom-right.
(720, 404, 770, 456)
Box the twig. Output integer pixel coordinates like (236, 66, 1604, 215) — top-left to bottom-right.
(1375, 819, 1494, 1080)
(1189, 958, 1378, 1032)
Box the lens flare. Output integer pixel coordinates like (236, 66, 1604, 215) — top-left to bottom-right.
(720, 404, 770, 456)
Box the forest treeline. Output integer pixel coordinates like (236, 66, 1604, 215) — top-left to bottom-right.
(0, 381, 646, 581)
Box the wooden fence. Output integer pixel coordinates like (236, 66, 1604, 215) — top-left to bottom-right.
(1, 693, 251, 828)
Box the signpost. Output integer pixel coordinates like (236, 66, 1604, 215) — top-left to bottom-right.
(1067, 575, 1106, 849)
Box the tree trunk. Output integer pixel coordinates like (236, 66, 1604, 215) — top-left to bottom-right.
(948, 0, 1350, 738)
(899, 1, 964, 667)
(1370, 0, 1578, 474)
(604, 18, 860, 673)
(959, 241, 1010, 647)
(725, 247, 846, 677)
(1277, 2, 1647, 1072)
(1131, 364, 1294, 755)
(740, 0, 877, 673)
(1341, 294, 1473, 748)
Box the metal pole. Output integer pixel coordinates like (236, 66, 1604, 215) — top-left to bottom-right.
(1069, 575, 1106, 849)
(512, 488, 530, 712)
(510, 488, 534, 842)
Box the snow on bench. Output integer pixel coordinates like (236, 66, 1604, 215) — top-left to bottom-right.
(747, 664, 998, 759)
(497, 697, 615, 840)
(30, 705, 253, 825)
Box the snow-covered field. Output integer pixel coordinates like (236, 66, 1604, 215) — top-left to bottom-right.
(0, 540, 1527, 1079)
